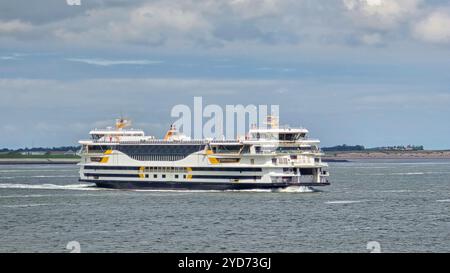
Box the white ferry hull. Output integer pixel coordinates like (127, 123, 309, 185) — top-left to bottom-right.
(80, 179, 330, 190)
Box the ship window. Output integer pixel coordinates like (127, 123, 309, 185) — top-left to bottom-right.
(183, 175, 186, 179)
(162, 174, 166, 178)
(154, 174, 157, 178)
(300, 168, 314, 175)
(250, 159, 255, 165)
(145, 174, 149, 178)
(175, 174, 179, 179)
(279, 133, 296, 141)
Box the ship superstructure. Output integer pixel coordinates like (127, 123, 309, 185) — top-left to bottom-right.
(78, 117, 330, 190)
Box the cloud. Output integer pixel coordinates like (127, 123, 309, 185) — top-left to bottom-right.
(0, 19, 32, 33)
(65, 58, 163, 66)
(342, 0, 422, 30)
(360, 32, 383, 45)
(228, 0, 282, 20)
(52, 2, 213, 48)
(1, 77, 449, 149)
(1, 0, 449, 51)
(1, 53, 23, 60)
(413, 11, 450, 43)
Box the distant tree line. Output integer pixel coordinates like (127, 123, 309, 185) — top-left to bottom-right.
(323, 144, 424, 152)
(322, 144, 365, 152)
(366, 145, 424, 151)
(0, 146, 81, 153)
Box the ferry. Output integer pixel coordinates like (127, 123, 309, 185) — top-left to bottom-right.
(78, 117, 330, 190)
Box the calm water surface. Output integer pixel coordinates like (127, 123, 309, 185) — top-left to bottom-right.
(1, 160, 449, 252)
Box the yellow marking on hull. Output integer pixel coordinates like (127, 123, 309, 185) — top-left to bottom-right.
(206, 149, 214, 155)
(208, 157, 219, 164)
(138, 166, 145, 178)
(100, 157, 109, 163)
(186, 167, 192, 172)
(104, 149, 113, 155)
(187, 174, 192, 180)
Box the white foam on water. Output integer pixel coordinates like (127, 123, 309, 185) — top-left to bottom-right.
(325, 200, 368, 204)
(392, 172, 425, 175)
(276, 186, 316, 193)
(0, 169, 75, 173)
(436, 199, 450, 202)
(0, 183, 100, 191)
(132, 187, 316, 193)
(0, 194, 50, 198)
(0, 193, 109, 198)
(0, 175, 78, 179)
(1, 203, 52, 208)
(132, 189, 223, 193)
(355, 171, 450, 176)
(376, 189, 413, 193)
(225, 189, 273, 193)
(133, 189, 273, 193)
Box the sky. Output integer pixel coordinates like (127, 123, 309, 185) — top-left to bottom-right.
(1, 0, 450, 149)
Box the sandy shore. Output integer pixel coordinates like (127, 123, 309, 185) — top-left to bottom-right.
(323, 150, 450, 160)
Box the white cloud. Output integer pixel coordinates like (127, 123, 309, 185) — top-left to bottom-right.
(0, 0, 448, 52)
(65, 58, 163, 66)
(413, 11, 450, 43)
(53, 2, 213, 47)
(360, 33, 383, 45)
(343, 0, 422, 30)
(229, 0, 281, 19)
(0, 19, 32, 33)
(1, 77, 449, 148)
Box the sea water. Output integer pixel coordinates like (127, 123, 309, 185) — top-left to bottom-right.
(0, 160, 449, 252)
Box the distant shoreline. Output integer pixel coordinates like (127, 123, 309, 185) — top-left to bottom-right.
(0, 158, 80, 165)
(323, 150, 450, 160)
(1, 150, 450, 165)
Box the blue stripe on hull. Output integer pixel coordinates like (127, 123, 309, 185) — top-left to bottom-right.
(79, 179, 329, 190)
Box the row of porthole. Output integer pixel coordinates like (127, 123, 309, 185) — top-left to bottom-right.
(144, 174, 187, 179)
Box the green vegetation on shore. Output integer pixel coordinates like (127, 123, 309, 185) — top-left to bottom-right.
(322, 144, 425, 152)
(0, 146, 80, 159)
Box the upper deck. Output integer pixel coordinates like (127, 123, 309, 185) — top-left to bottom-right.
(79, 117, 320, 146)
